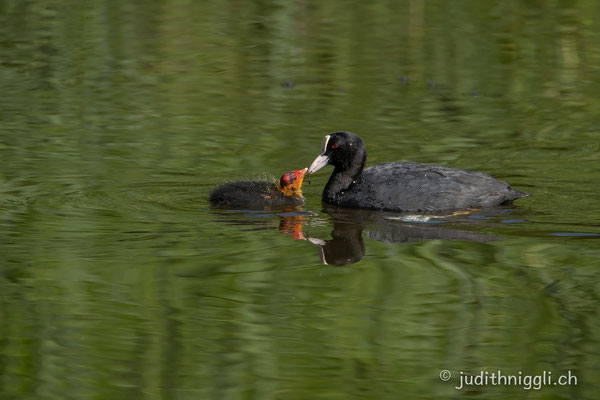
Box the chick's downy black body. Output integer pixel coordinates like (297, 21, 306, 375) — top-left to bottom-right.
(209, 169, 306, 208)
(308, 131, 530, 212)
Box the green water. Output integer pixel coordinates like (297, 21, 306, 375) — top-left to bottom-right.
(1, 1, 599, 399)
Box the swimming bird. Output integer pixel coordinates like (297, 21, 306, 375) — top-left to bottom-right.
(209, 168, 307, 207)
(307, 131, 530, 212)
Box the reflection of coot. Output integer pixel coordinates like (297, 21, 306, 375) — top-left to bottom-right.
(310, 220, 365, 266)
(308, 131, 530, 212)
(308, 205, 501, 266)
(210, 168, 307, 208)
(366, 224, 499, 243)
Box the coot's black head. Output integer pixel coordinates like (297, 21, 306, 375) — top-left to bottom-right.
(308, 131, 367, 175)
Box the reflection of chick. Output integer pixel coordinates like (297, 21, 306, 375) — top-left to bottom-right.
(278, 215, 306, 240)
(209, 168, 307, 207)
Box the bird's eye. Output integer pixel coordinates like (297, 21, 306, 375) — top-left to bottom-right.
(289, 173, 296, 181)
(331, 144, 338, 149)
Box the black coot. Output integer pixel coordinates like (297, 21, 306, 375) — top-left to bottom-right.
(307, 131, 530, 212)
(210, 168, 307, 207)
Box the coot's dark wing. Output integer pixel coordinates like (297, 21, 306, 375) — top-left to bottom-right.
(336, 162, 528, 212)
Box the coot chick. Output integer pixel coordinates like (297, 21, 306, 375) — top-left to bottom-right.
(210, 168, 307, 207)
(308, 131, 530, 212)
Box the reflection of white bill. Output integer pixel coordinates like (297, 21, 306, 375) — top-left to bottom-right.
(307, 237, 326, 246)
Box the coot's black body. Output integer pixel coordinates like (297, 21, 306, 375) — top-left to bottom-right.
(308, 131, 530, 212)
(209, 169, 306, 208)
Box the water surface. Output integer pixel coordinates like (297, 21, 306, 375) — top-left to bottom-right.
(1, 1, 599, 399)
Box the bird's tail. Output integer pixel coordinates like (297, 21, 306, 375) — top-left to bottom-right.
(510, 188, 532, 200)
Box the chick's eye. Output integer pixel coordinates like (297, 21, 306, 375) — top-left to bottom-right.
(289, 173, 296, 181)
(330, 144, 338, 149)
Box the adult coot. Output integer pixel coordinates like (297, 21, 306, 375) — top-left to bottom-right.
(307, 131, 530, 212)
(210, 168, 307, 207)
